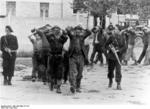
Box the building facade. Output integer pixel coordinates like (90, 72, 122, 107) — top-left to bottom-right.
(0, 0, 74, 18)
(0, 0, 91, 51)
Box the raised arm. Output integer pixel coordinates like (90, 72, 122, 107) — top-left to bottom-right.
(65, 26, 74, 39)
(60, 30, 68, 44)
(83, 29, 92, 40)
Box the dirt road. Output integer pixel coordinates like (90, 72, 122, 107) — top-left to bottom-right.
(0, 58, 150, 105)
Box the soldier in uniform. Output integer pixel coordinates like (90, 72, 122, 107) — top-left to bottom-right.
(1, 26, 18, 85)
(105, 29, 126, 90)
(66, 25, 91, 93)
(45, 26, 68, 93)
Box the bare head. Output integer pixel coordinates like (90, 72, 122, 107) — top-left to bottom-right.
(34, 33, 41, 40)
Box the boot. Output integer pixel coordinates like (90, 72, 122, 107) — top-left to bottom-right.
(117, 82, 122, 90)
(124, 60, 128, 66)
(76, 79, 82, 93)
(56, 80, 62, 93)
(70, 87, 75, 94)
(56, 86, 62, 94)
(133, 60, 137, 65)
(76, 88, 82, 93)
(50, 80, 54, 91)
(108, 78, 113, 88)
(32, 77, 36, 82)
(8, 76, 12, 85)
(3, 76, 8, 85)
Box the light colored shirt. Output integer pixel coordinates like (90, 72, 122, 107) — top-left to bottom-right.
(29, 36, 43, 52)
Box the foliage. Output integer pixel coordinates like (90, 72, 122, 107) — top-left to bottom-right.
(73, 0, 119, 17)
(138, 0, 150, 19)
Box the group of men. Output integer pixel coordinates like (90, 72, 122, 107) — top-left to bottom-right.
(1, 22, 150, 95)
(29, 24, 91, 94)
(28, 22, 150, 94)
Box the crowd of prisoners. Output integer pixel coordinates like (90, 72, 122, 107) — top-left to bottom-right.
(1, 23, 150, 94)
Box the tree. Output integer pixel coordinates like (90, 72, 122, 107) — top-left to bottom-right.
(73, 0, 120, 28)
(138, 0, 150, 19)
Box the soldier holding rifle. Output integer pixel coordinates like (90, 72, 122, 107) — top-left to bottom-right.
(105, 29, 126, 90)
(1, 25, 18, 85)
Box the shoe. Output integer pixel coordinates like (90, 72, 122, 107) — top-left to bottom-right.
(100, 63, 104, 66)
(3, 80, 8, 85)
(124, 61, 128, 65)
(56, 87, 62, 94)
(8, 81, 12, 85)
(117, 83, 122, 90)
(108, 79, 113, 88)
(132, 61, 137, 65)
(76, 88, 82, 93)
(50, 82, 54, 91)
(32, 77, 36, 82)
(70, 87, 75, 93)
(43, 82, 46, 85)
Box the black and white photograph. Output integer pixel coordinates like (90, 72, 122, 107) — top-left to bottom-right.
(0, 0, 150, 107)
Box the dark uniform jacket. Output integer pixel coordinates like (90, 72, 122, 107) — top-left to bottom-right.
(1, 34, 18, 58)
(67, 29, 91, 60)
(105, 30, 126, 61)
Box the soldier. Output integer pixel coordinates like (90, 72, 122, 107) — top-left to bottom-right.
(105, 29, 126, 90)
(66, 25, 91, 93)
(45, 26, 68, 93)
(1, 25, 18, 85)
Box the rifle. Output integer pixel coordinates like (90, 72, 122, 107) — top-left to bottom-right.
(4, 36, 12, 56)
(109, 44, 122, 66)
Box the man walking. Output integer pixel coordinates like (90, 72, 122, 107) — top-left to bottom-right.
(66, 25, 91, 93)
(105, 29, 126, 90)
(90, 26, 105, 65)
(46, 26, 68, 93)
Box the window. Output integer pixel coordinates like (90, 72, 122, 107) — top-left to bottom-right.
(40, 3, 49, 18)
(6, 1, 16, 16)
